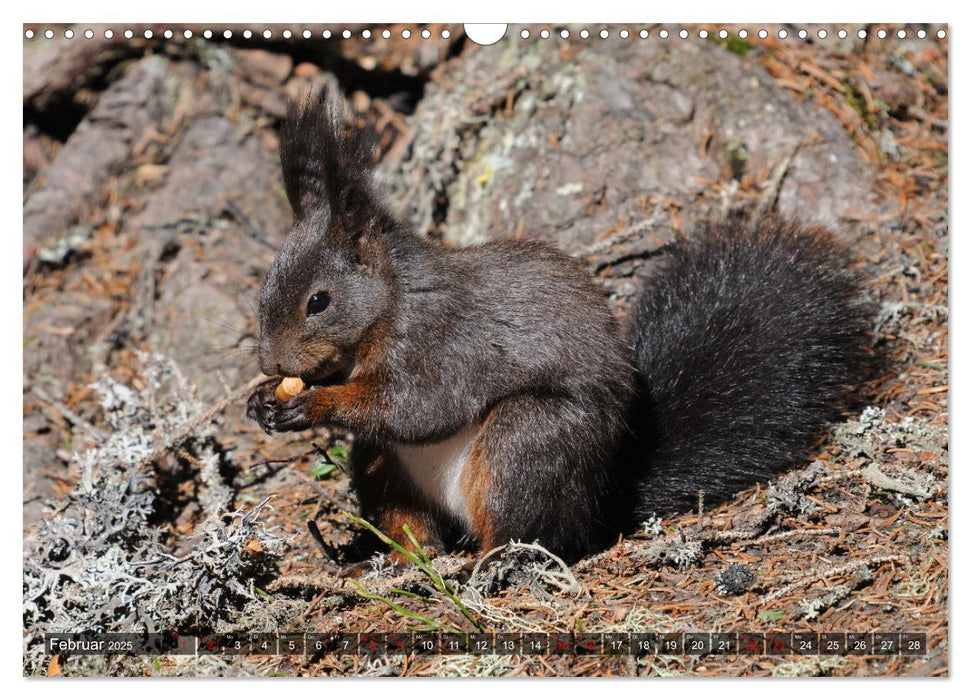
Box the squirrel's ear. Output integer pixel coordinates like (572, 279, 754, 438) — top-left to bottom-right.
(280, 96, 332, 221)
(353, 231, 387, 274)
(279, 93, 375, 223)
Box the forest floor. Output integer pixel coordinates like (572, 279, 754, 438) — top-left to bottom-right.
(22, 24, 948, 677)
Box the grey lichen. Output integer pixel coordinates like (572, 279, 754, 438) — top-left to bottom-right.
(23, 354, 287, 675)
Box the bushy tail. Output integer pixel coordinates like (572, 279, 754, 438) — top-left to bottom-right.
(630, 215, 871, 519)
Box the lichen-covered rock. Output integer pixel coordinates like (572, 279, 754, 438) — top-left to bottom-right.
(386, 36, 889, 263)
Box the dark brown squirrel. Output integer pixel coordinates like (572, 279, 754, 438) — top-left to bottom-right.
(247, 95, 871, 564)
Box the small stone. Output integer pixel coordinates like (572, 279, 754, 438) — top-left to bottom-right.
(715, 563, 757, 595)
(293, 62, 321, 79)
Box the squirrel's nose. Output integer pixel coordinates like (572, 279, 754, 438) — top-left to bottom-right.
(257, 342, 278, 377)
(258, 338, 303, 377)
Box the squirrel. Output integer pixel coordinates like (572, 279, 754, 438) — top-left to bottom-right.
(247, 95, 871, 564)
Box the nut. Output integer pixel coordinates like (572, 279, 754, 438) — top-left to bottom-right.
(275, 376, 305, 402)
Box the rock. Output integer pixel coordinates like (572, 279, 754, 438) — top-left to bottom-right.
(25, 51, 294, 409)
(386, 36, 889, 281)
(131, 114, 290, 399)
(294, 62, 321, 79)
(871, 69, 922, 114)
(23, 125, 60, 185)
(151, 244, 257, 401)
(234, 49, 294, 117)
(23, 26, 137, 106)
(23, 289, 114, 389)
(22, 408, 67, 528)
(233, 48, 293, 87)
(23, 55, 200, 258)
(133, 115, 289, 246)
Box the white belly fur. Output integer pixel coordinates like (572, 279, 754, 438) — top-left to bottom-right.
(394, 423, 481, 526)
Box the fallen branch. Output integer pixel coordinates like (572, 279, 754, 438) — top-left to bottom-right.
(135, 374, 265, 471)
(760, 554, 906, 604)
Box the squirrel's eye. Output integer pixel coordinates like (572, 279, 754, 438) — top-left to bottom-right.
(306, 291, 331, 316)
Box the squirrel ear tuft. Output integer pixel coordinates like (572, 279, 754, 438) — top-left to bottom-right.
(279, 91, 376, 223)
(353, 231, 388, 274)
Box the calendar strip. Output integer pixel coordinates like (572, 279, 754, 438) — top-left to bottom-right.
(43, 632, 927, 657)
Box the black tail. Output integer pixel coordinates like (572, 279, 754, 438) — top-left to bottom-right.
(630, 215, 871, 519)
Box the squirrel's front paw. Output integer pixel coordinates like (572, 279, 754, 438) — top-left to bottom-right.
(246, 379, 281, 433)
(272, 388, 324, 432)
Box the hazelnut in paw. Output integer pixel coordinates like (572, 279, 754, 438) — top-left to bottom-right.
(247, 377, 314, 433)
(275, 376, 305, 402)
(273, 386, 326, 432)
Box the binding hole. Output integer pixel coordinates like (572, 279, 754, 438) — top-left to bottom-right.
(465, 24, 506, 45)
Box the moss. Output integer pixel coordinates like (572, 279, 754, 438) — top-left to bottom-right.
(727, 138, 749, 181)
(708, 33, 755, 58)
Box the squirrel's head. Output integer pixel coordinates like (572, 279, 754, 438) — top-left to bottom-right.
(257, 94, 395, 382)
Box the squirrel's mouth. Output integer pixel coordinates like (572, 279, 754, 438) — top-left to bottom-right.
(301, 356, 355, 387)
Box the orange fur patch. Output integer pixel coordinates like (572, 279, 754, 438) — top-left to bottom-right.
(304, 379, 379, 425)
(460, 441, 496, 551)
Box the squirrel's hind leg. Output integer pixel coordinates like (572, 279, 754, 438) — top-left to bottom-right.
(351, 453, 446, 566)
(461, 394, 622, 562)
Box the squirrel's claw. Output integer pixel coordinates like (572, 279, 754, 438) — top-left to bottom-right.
(272, 392, 315, 432)
(247, 380, 321, 433)
(246, 379, 281, 433)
